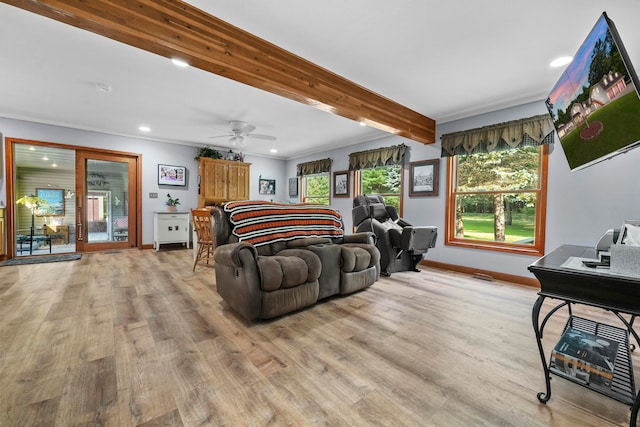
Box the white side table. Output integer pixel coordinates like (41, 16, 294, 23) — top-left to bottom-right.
(153, 211, 190, 251)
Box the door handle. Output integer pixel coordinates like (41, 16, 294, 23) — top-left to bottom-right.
(77, 197, 83, 241)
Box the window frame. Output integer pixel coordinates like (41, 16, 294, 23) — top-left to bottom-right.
(444, 144, 549, 256)
(354, 164, 404, 216)
(301, 172, 330, 205)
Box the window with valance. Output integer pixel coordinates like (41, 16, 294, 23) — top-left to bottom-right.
(296, 158, 332, 205)
(443, 114, 554, 256)
(296, 158, 332, 176)
(348, 144, 406, 170)
(350, 144, 406, 212)
(440, 114, 554, 157)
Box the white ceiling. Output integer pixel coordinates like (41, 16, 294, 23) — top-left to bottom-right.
(1, 1, 639, 160)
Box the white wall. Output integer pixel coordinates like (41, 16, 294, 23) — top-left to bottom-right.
(0, 117, 286, 245)
(246, 154, 287, 203)
(287, 100, 640, 279)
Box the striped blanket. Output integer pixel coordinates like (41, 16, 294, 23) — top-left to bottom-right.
(224, 201, 344, 247)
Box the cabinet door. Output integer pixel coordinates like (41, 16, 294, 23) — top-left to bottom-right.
(201, 160, 228, 201)
(228, 163, 250, 201)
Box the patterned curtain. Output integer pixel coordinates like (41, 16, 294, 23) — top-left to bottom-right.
(440, 114, 554, 157)
(348, 144, 406, 170)
(296, 158, 332, 176)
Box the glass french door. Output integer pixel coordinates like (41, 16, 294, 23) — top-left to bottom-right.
(75, 151, 138, 252)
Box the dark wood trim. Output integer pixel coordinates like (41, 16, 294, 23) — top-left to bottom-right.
(6, 137, 142, 159)
(4, 0, 436, 145)
(5, 139, 19, 259)
(420, 259, 541, 288)
(5, 137, 143, 258)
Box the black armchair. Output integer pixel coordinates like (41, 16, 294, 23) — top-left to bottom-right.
(352, 195, 437, 276)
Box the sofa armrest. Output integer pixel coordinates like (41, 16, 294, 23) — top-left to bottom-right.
(214, 242, 258, 267)
(343, 232, 376, 245)
(215, 242, 262, 321)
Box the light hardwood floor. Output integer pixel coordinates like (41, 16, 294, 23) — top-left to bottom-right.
(0, 248, 637, 426)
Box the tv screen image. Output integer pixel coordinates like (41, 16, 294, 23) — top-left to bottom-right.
(546, 12, 640, 171)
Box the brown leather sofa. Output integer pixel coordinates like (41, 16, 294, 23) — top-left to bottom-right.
(211, 202, 380, 321)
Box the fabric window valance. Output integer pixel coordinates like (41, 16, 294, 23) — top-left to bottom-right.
(296, 158, 332, 176)
(440, 114, 555, 157)
(348, 144, 406, 170)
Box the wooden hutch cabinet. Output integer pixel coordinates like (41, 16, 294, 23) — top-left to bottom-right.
(198, 158, 251, 206)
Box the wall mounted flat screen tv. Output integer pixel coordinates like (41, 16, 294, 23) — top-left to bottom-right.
(545, 12, 640, 171)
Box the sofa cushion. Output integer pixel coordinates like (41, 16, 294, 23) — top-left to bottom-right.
(258, 256, 307, 291)
(277, 249, 322, 282)
(342, 243, 381, 279)
(341, 246, 372, 272)
(257, 249, 322, 291)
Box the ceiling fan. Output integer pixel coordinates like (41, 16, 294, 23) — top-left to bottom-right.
(209, 120, 277, 147)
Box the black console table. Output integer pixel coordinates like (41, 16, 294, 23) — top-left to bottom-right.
(529, 245, 639, 426)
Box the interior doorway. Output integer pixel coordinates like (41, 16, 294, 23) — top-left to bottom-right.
(5, 138, 141, 258)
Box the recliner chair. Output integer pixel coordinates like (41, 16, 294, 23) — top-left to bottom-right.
(352, 195, 437, 276)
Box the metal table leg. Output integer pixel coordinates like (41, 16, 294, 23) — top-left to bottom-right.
(532, 295, 552, 403)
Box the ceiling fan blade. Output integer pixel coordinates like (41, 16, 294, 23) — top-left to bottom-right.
(238, 124, 256, 134)
(229, 120, 255, 134)
(208, 134, 232, 139)
(247, 133, 277, 141)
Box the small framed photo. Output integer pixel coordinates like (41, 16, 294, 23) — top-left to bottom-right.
(158, 164, 186, 186)
(36, 188, 65, 216)
(333, 170, 350, 198)
(288, 177, 298, 197)
(409, 159, 439, 197)
(259, 178, 276, 195)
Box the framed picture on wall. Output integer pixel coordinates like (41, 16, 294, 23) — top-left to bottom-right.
(259, 178, 276, 195)
(35, 188, 65, 216)
(409, 159, 439, 197)
(158, 164, 186, 186)
(333, 170, 349, 198)
(288, 177, 298, 197)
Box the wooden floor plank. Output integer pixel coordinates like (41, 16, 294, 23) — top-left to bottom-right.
(114, 320, 177, 426)
(54, 355, 118, 426)
(0, 248, 637, 426)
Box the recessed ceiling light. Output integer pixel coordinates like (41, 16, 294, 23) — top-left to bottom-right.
(359, 121, 367, 127)
(139, 125, 151, 132)
(52, 163, 57, 168)
(96, 83, 112, 93)
(29, 146, 36, 151)
(42, 156, 49, 161)
(270, 149, 278, 153)
(171, 58, 189, 68)
(550, 56, 573, 68)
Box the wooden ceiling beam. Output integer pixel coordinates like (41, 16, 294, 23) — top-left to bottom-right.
(3, 0, 436, 144)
